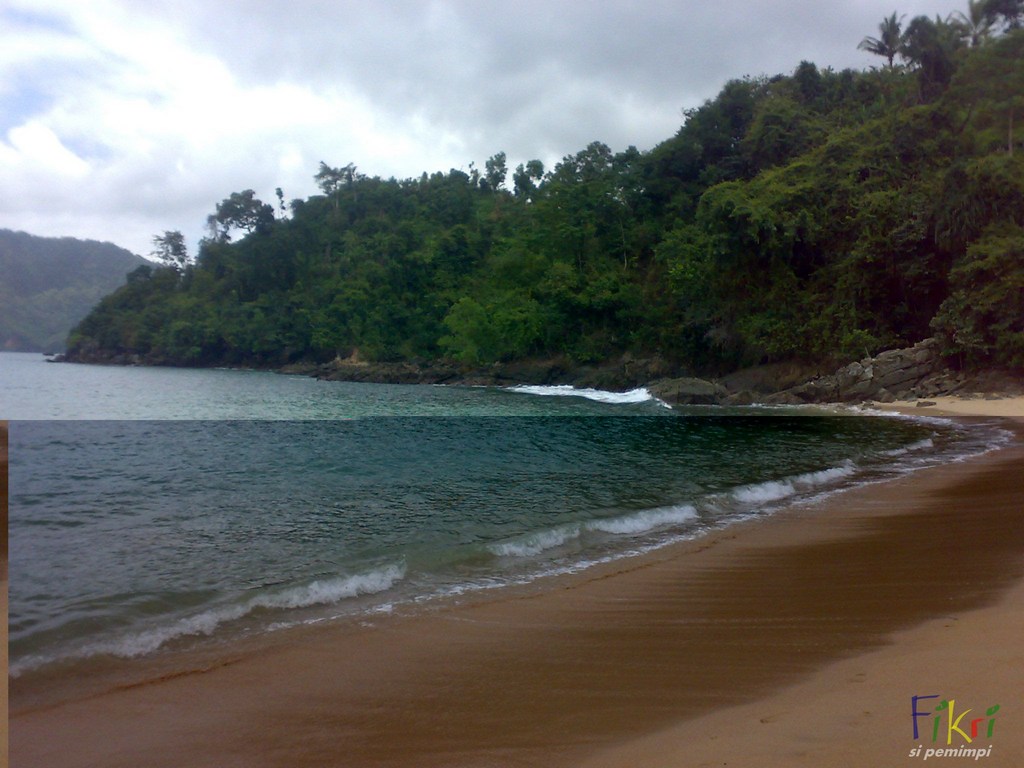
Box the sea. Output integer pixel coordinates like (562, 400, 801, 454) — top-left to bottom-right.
(1, 351, 1011, 683)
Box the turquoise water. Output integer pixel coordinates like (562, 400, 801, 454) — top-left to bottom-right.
(2, 352, 1007, 678)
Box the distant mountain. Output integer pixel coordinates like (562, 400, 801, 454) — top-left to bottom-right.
(0, 229, 149, 353)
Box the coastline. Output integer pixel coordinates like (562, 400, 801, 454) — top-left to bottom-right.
(9, 401, 1024, 767)
(50, 336, 1024, 410)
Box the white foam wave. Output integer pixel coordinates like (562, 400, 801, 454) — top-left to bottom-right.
(488, 525, 582, 557)
(508, 384, 657, 405)
(248, 565, 406, 611)
(883, 437, 935, 457)
(101, 605, 251, 659)
(587, 504, 698, 535)
(733, 481, 797, 504)
(113, 563, 404, 657)
(796, 463, 859, 485)
(731, 461, 857, 506)
(488, 504, 699, 560)
(10, 563, 407, 675)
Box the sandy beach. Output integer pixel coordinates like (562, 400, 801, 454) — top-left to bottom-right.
(9, 399, 1024, 767)
(872, 395, 1024, 419)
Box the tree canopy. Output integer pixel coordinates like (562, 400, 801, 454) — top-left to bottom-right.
(67, 10, 1024, 373)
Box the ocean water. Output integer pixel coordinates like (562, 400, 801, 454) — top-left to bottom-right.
(2, 352, 1009, 680)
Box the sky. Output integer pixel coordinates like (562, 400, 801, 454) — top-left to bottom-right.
(1, 0, 951, 259)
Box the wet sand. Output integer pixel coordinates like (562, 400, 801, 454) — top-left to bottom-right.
(9, 413, 1024, 767)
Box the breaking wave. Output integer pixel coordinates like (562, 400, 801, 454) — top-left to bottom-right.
(9, 562, 406, 676)
(507, 384, 663, 406)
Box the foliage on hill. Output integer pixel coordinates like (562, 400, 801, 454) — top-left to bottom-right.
(68, 16, 1024, 373)
(0, 230, 148, 352)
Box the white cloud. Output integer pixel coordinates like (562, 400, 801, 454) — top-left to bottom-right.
(1, 121, 89, 178)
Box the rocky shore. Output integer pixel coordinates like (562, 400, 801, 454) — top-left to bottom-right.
(57, 337, 1022, 406)
(298, 338, 1022, 407)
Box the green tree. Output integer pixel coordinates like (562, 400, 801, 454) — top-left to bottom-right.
(900, 15, 964, 101)
(150, 230, 189, 271)
(315, 162, 359, 211)
(932, 223, 1024, 365)
(743, 95, 825, 169)
(439, 297, 493, 364)
(484, 152, 508, 192)
(512, 159, 544, 200)
(947, 30, 1024, 155)
(207, 190, 275, 242)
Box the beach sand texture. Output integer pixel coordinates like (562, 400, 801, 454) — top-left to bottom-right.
(9, 403, 1024, 767)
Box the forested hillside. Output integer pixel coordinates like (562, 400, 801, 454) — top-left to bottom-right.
(67, 10, 1024, 374)
(0, 230, 148, 352)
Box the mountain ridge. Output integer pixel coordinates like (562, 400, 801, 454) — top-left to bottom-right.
(0, 229, 149, 353)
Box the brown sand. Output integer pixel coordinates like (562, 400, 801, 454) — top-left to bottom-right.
(873, 394, 1024, 419)
(9, 410, 1024, 767)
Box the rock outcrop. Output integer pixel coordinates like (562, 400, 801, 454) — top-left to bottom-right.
(647, 377, 729, 406)
(764, 339, 962, 404)
(314, 353, 676, 392)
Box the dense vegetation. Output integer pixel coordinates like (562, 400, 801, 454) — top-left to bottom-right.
(69, 7, 1024, 374)
(0, 230, 147, 352)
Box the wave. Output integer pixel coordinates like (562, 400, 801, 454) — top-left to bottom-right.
(882, 437, 935, 457)
(9, 562, 406, 676)
(487, 525, 582, 557)
(587, 504, 698, 535)
(729, 461, 858, 507)
(488, 503, 699, 560)
(507, 384, 662, 405)
(247, 565, 406, 611)
(487, 461, 861, 564)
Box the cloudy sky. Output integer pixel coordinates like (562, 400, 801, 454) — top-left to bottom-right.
(2, 0, 949, 258)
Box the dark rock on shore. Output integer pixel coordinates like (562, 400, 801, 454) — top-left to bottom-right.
(58, 337, 1021, 406)
(312, 353, 677, 392)
(647, 377, 728, 406)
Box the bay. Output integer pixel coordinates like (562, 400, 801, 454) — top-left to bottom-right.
(2, 351, 1006, 681)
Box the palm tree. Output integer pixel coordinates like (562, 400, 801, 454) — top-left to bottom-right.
(982, 0, 1024, 31)
(900, 15, 965, 101)
(949, 0, 995, 46)
(859, 12, 906, 68)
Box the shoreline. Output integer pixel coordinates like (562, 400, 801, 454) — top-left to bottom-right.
(10, 403, 1024, 767)
(869, 394, 1024, 419)
(42, 343, 1024, 411)
(4, 403, 996, 696)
